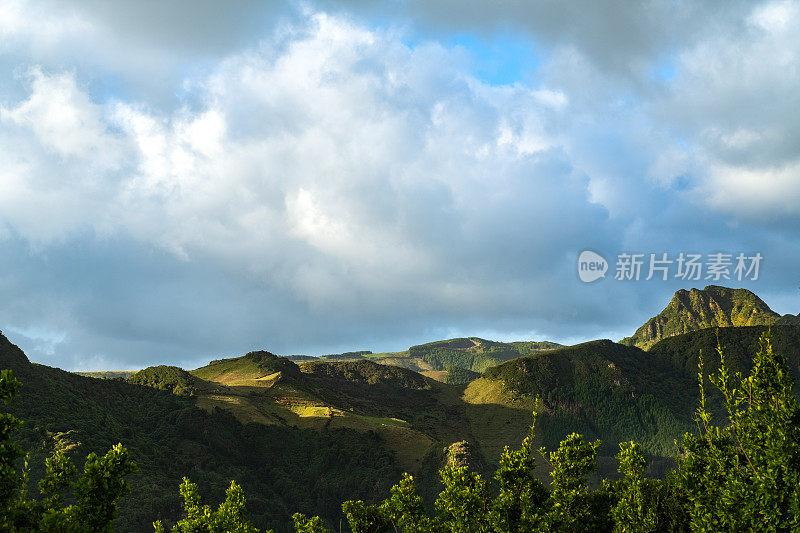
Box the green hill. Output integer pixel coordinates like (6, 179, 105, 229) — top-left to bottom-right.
(283, 355, 317, 362)
(274, 338, 563, 383)
(444, 366, 481, 384)
(128, 365, 202, 396)
(645, 324, 800, 428)
(473, 324, 800, 476)
(191, 350, 301, 386)
(480, 339, 694, 472)
(0, 332, 31, 371)
(300, 359, 434, 391)
(406, 337, 562, 373)
(621, 285, 800, 349)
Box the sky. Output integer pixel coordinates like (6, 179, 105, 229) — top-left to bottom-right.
(1, 0, 800, 370)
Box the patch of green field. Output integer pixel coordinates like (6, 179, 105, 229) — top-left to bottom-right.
(191, 357, 260, 380)
(289, 404, 331, 418)
(420, 370, 447, 382)
(74, 371, 138, 379)
(460, 378, 538, 466)
(462, 377, 534, 408)
(376, 356, 434, 373)
(364, 351, 409, 359)
(196, 393, 274, 425)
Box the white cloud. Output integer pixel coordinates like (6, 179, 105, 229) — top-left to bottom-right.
(749, 0, 798, 31)
(656, 0, 800, 216)
(0, 11, 609, 312)
(0, 68, 130, 243)
(0, 0, 91, 50)
(705, 162, 800, 217)
(2, 68, 116, 159)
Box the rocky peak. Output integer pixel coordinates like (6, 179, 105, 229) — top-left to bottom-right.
(621, 286, 792, 350)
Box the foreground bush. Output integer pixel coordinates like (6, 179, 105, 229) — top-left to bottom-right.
(153, 477, 259, 532)
(0, 369, 137, 532)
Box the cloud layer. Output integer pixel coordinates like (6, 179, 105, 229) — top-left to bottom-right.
(1, 1, 799, 369)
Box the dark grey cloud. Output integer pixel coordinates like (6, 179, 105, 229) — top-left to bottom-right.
(67, 0, 290, 54)
(318, 0, 754, 81)
(0, 0, 297, 108)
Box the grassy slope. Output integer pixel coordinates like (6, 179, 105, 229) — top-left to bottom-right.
(74, 371, 138, 379)
(460, 377, 539, 469)
(189, 356, 464, 473)
(191, 350, 301, 385)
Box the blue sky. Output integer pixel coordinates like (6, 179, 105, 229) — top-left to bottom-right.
(1, 0, 800, 370)
(447, 33, 541, 86)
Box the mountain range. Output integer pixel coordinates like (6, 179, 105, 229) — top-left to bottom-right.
(3, 285, 799, 531)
